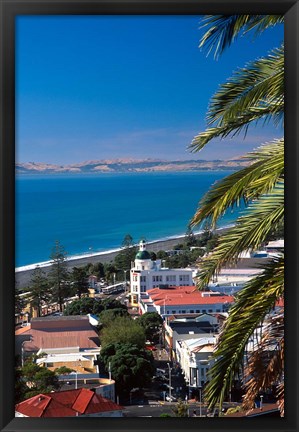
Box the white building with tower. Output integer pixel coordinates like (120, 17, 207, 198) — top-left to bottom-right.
(130, 240, 194, 306)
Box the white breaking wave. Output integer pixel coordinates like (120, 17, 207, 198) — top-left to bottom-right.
(15, 224, 234, 272)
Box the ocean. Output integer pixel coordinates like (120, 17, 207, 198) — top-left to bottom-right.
(15, 171, 241, 268)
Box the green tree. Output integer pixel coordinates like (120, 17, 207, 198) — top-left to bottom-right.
(189, 15, 284, 414)
(17, 359, 61, 401)
(99, 308, 129, 327)
(63, 297, 104, 316)
(100, 297, 127, 311)
(136, 312, 163, 343)
(70, 266, 89, 298)
(15, 287, 26, 316)
(114, 234, 137, 273)
(100, 343, 155, 395)
(121, 233, 134, 248)
(172, 399, 189, 417)
(90, 261, 105, 279)
(15, 367, 28, 404)
(54, 366, 74, 375)
(100, 316, 146, 349)
(25, 266, 51, 317)
(185, 224, 196, 247)
(48, 241, 70, 312)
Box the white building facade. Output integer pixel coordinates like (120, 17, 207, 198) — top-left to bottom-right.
(130, 240, 193, 305)
(176, 337, 217, 388)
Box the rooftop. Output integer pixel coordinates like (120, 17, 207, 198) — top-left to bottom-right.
(16, 317, 100, 353)
(147, 286, 234, 306)
(15, 388, 123, 417)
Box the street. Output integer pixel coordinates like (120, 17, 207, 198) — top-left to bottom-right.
(123, 401, 208, 417)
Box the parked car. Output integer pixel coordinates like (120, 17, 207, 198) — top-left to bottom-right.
(166, 395, 177, 402)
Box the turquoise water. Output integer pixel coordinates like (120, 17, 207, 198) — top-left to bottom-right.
(15, 171, 240, 267)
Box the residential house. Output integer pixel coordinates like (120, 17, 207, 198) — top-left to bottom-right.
(15, 388, 123, 417)
(15, 315, 101, 370)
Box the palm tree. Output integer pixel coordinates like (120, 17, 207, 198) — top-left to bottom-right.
(189, 15, 284, 414)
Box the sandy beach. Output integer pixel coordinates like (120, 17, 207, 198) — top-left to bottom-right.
(15, 227, 232, 289)
(15, 235, 191, 289)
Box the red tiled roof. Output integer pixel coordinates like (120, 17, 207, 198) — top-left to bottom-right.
(15, 389, 123, 417)
(15, 325, 31, 336)
(225, 403, 279, 417)
(147, 286, 234, 306)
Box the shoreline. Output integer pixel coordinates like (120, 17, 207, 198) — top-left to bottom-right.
(15, 225, 233, 288)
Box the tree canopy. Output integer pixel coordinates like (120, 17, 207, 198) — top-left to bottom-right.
(100, 316, 146, 349)
(99, 308, 129, 327)
(136, 312, 163, 343)
(100, 343, 155, 395)
(15, 359, 61, 402)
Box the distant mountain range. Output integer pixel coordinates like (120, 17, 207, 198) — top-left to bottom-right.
(16, 158, 250, 174)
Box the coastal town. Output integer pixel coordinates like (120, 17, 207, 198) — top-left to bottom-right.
(15, 233, 284, 418)
(9, 10, 286, 425)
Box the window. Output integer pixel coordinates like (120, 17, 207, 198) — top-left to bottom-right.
(208, 309, 213, 313)
(181, 310, 186, 314)
(172, 311, 176, 314)
(202, 309, 206, 313)
(166, 275, 176, 282)
(190, 310, 194, 313)
(153, 275, 162, 282)
(195, 310, 200, 313)
(216, 309, 221, 312)
(133, 286, 138, 292)
(47, 362, 54, 367)
(140, 276, 146, 282)
(179, 275, 190, 282)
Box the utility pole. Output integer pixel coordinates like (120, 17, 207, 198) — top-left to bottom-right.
(167, 362, 171, 400)
(199, 386, 202, 417)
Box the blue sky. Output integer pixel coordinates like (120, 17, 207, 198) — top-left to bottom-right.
(16, 15, 284, 164)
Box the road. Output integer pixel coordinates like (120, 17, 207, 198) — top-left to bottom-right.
(123, 401, 208, 417)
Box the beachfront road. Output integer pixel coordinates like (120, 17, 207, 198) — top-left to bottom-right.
(15, 236, 191, 288)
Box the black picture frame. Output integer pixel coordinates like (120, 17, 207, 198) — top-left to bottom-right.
(0, 1, 298, 431)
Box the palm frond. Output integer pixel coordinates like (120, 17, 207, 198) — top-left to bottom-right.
(199, 15, 283, 59)
(277, 382, 284, 416)
(204, 258, 284, 409)
(191, 139, 284, 228)
(242, 313, 284, 412)
(206, 45, 284, 126)
(190, 43, 284, 152)
(190, 103, 283, 152)
(195, 183, 284, 288)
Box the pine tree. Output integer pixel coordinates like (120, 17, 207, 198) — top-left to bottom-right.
(48, 241, 70, 312)
(25, 266, 51, 317)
